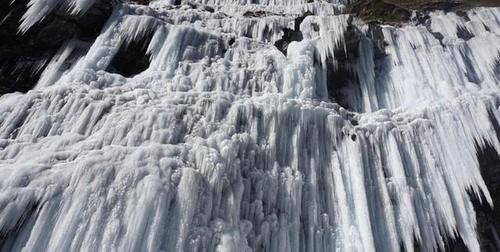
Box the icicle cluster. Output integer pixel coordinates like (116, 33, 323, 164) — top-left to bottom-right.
(1, 0, 500, 251)
(20, 0, 102, 33)
(349, 9, 500, 112)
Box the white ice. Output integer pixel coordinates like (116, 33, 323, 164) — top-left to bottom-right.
(1, 1, 500, 252)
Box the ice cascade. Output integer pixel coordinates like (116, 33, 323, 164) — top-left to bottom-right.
(1, 1, 500, 251)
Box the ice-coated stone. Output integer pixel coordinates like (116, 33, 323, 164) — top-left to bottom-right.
(1, 1, 500, 251)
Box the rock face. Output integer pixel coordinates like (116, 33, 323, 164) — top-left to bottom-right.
(350, 0, 500, 24)
(476, 144, 500, 251)
(384, 0, 500, 9)
(349, 0, 413, 25)
(1, 1, 500, 251)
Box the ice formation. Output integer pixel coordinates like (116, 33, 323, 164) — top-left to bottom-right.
(1, 0, 500, 251)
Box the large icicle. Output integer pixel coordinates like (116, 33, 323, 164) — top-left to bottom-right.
(20, 0, 101, 33)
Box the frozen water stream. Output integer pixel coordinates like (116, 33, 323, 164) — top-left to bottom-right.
(1, 0, 500, 251)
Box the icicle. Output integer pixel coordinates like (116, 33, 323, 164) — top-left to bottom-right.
(300, 15, 349, 65)
(19, 0, 99, 33)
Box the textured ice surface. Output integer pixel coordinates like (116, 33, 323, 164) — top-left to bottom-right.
(348, 9, 500, 112)
(1, 1, 500, 251)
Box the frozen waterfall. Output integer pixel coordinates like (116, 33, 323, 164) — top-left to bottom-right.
(1, 0, 500, 251)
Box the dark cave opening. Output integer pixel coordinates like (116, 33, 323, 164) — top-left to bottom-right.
(323, 23, 363, 110)
(108, 35, 153, 78)
(324, 55, 356, 110)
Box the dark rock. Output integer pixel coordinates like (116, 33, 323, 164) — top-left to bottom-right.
(204, 6, 215, 13)
(274, 12, 312, 55)
(413, 12, 431, 26)
(350, 134, 357, 141)
(470, 141, 500, 251)
(366, 24, 388, 58)
(494, 53, 500, 81)
(349, 0, 411, 26)
(456, 25, 474, 40)
(130, 0, 152, 5)
(382, 0, 500, 10)
(228, 37, 236, 46)
(459, 47, 482, 84)
(456, 10, 471, 22)
(0, 0, 115, 95)
(349, 0, 500, 25)
(334, 22, 362, 60)
(324, 23, 384, 110)
(243, 10, 277, 18)
(430, 31, 446, 46)
(449, 112, 500, 251)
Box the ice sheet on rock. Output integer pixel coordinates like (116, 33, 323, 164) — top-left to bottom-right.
(1, 86, 499, 251)
(1, 1, 500, 252)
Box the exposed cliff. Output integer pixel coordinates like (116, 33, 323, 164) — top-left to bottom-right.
(350, 0, 500, 25)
